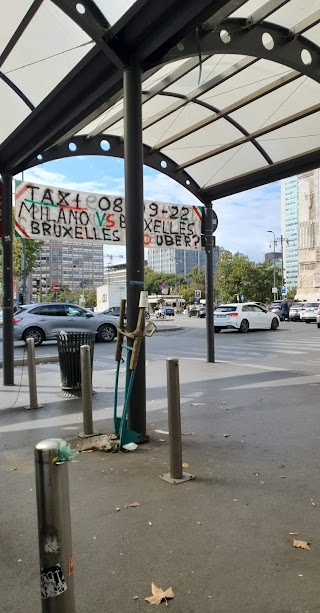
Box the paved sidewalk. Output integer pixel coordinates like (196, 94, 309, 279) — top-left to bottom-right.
(1, 357, 320, 612)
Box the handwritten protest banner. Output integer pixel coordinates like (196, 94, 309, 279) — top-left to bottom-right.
(15, 182, 203, 250)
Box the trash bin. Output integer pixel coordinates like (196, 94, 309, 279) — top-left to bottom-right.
(57, 332, 96, 398)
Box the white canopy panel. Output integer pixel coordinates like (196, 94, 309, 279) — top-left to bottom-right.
(1, 0, 320, 201)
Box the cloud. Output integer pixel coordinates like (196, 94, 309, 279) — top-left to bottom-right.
(214, 183, 281, 261)
(20, 164, 281, 262)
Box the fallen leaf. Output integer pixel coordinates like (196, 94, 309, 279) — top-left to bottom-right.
(190, 402, 205, 407)
(290, 532, 299, 536)
(280, 475, 287, 479)
(133, 596, 139, 600)
(222, 433, 230, 438)
(298, 574, 303, 577)
(148, 522, 153, 526)
(116, 507, 120, 512)
(197, 521, 202, 525)
(158, 439, 165, 442)
(145, 583, 175, 605)
(127, 502, 140, 508)
(293, 540, 310, 550)
(233, 499, 239, 502)
(182, 463, 189, 468)
(260, 481, 265, 485)
(154, 430, 169, 435)
(311, 502, 316, 507)
(10, 467, 17, 471)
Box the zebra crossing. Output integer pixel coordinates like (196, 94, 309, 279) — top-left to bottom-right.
(146, 334, 320, 363)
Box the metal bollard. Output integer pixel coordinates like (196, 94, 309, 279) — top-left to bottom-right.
(80, 345, 93, 437)
(35, 439, 75, 613)
(26, 338, 42, 409)
(159, 358, 195, 484)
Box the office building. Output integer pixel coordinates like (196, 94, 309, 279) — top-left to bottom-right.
(31, 240, 104, 297)
(148, 247, 220, 275)
(281, 176, 299, 289)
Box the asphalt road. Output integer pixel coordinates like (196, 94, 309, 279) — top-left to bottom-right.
(1, 315, 320, 371)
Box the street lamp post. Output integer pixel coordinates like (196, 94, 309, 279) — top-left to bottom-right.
(267, 230, 277, 301)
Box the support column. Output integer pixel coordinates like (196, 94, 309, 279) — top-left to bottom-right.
(1, 172, 14, 385)
(123, 64, 146, 438)
(205, 202, 215, 363)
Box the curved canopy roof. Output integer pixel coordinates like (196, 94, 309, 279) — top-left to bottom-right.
(1, 0, 320, 204)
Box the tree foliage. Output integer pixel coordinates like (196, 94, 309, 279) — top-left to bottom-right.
(286, 286, 297, 299)
(12, 237, 43, 278)
(215, 251, 282, 304)
(44, 287, 97, 307)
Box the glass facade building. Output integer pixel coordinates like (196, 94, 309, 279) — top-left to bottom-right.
(281, 176, 299, 289)
(147, 247, 220, 275)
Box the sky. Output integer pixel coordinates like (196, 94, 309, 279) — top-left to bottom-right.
(22, 155, 281, 263)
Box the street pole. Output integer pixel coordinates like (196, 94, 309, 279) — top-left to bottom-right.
(123, 64, 146, 438)
(280, 235, 284, 289)
(204, 202, 215, 363)
(2, 172, 14, 385)
(267, 230, 277, 301)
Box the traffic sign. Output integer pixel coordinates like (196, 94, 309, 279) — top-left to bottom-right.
(281, 286, 287, 296)
(161, 281, 169, 295)
(195, 289, 201, 299)
(272, 287, 278, 293)
(53, 284, 60, 292)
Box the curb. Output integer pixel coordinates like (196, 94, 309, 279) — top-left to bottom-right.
(0, 355, 60, 368)
(155, 326, 184, 333)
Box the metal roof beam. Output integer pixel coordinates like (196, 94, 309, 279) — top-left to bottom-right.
(245, 0, 289, 27)
(0, 0, 235, 172)
(0, 0, 43, 69)
(153, 70, 300, 150)
(20, 134, 207, 205)
(87, 55, 210, 137)
(51, 0, 125, 69)
(178, 101, 320, 169)
(201, 146, 320, 200)
(142, 56, 257, 131)
(290, 10, 320, 37)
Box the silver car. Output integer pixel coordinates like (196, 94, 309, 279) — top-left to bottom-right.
(289, 302, 305, 321)
(13, 303, 119, 346)
(300, 302, 319, 323)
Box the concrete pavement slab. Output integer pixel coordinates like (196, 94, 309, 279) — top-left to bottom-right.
(1, 356, 320, 612)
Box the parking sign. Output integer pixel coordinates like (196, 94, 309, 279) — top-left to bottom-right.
(195, 290, 201, 299)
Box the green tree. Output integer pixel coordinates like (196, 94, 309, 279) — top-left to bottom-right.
(215, 251, 281, 304)
(144, 267, 176, 295)
(286, 287, 297, 299)
(12, 237, 43, 278)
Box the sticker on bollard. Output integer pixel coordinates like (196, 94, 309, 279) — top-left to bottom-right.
(41, 564, 68, 599)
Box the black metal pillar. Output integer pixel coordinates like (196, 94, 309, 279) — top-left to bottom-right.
(204, 202, 215, 363)
(123, 64, 146, 437)
(1, 172, 14, 385)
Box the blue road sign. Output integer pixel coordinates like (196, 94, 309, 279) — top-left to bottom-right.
(281, 286, 287, 295)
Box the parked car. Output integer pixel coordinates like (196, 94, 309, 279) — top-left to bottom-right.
(103, 305, 149, 320)
(156, 307, 175, 319)
(188, 304, 206, 318)
(214, 302, 279, 333)
(300, 302, 319, 323)
(289, 302, 305, 321)
(13, 303, 119, 346)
